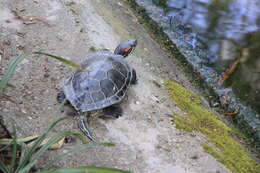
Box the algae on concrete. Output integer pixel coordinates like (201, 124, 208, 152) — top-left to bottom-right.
(166, 80, 260, 173)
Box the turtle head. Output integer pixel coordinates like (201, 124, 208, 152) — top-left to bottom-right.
(114, 39, 137, 58)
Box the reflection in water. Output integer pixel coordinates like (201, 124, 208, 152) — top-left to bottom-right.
(157, 0, 260, 113)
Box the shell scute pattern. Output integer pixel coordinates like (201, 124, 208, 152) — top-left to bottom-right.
(64, 51, 132, 112)
(107, 69, 125, 88)
(100, 79, 116, 98)
(91, 91, 105, 102)
(112, 61, 128, 77)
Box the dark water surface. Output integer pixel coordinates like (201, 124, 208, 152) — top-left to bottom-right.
(153, 0, 260, 113)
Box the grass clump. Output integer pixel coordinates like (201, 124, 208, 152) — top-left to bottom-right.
(166, 80, 260, 173)
(0, 117, 129, 173)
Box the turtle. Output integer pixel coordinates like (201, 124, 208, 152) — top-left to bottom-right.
(57, 39, 138, 142)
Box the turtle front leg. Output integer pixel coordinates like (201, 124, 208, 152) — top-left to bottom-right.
(131, 69, 138, 85)
(76, 114, 96, 142)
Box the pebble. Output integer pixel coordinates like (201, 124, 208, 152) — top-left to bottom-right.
(62, 150, 68, 153)
(212, 102, 219, 107)
(160, 80, 164, 84)
(21, 108, 27, 114)
(17, 99, 23, 104)
(135, 101, 140, 105)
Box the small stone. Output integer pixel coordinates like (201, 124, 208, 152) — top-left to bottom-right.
(135, 101, 140, 105)
(212, 102, 219, 107)
(62, 149, 68, 153)
(43, 73, 49, 78)
(21, 108, 27, 114)
(17, 100, 23, 104)
(28, 116, 32, 120)
(190, 155, 198, 159)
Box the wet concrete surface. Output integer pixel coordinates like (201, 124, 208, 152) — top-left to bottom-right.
(0, 0, 232, 172)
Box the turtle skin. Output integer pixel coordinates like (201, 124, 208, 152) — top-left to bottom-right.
(63, 51, 135, 113)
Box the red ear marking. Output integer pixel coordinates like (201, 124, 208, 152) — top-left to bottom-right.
(123, 47, 132, 53)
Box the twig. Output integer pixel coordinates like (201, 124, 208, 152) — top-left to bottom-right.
(224, 108, 240, 116)
(12, 10, 52, 27)
(0, 94, 16, 103)
(218, 59, 240, 85)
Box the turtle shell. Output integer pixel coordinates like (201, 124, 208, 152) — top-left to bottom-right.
(63, 51, 133, 112)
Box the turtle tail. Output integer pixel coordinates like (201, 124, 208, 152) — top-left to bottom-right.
(76, 116, 96, 142)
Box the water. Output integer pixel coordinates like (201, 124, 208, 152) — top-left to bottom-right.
(154, 0, 260, 113)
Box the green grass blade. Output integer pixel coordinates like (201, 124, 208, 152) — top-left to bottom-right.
(19, 131, 87, 173)
(10, 123, 18, 172)
(17, 143, 28, 171)
(33, 52, 89, 72)
(15, 117, 72, 173)
(0, 144, 10, 152)
(39, 166, 131, 173)
(0, 53, 26, 97)
(0, 160, 10, 173)
(0, 135, 39, 145)
(44, 142, 115, 169)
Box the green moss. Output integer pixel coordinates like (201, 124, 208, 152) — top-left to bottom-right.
(166, 80, 260, 173)
(153, 0, 167, 7)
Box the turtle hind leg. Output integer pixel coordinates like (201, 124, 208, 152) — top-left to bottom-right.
(57, 91, 66, 103)
(102, 105, 123, 119)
